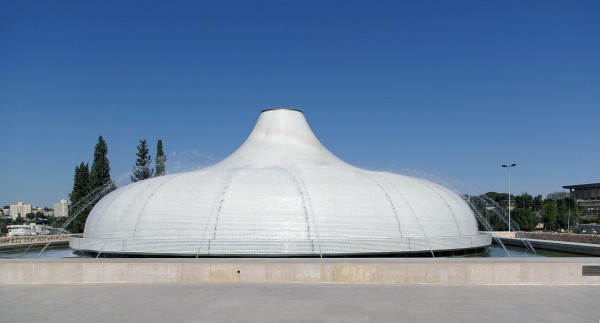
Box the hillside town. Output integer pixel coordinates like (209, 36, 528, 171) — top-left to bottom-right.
(0, 200, 69, 236)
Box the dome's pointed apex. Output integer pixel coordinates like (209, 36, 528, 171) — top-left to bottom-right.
(215, 108, 348, 169)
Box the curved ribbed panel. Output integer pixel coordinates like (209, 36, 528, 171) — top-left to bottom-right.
(304, 169, 401, 240)
(132, 171, 228, 241)
(214, 168, 310, 240)
(72, 108, 491, 256)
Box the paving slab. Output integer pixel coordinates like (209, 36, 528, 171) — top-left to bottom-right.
(0, 283, 599, 323)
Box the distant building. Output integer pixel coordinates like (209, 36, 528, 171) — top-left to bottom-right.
(563, 183, 600, 219)
(2, 206, 10, 217)
(7, 224, 48, 236)
(53, 199, 69, 217)
(9, 202, 33, 220)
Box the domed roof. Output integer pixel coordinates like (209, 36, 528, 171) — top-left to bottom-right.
(70, 108, 490, 256)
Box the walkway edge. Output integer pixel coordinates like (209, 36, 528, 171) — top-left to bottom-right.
(1, 258, 600, 285)
(499, 237, 600, 256)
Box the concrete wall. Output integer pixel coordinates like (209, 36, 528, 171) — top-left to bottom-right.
(1, 258, 599, 285)
(523, 232, 600, 244)
(492, 231, 600, 244)
(0, 239, 71, 251)
(499, 238, 600, 256)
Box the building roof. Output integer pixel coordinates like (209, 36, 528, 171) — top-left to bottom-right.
(562, 183, 600, 189)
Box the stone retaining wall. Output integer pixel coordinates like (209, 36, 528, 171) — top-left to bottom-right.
(490, 231, 600, 245)
(522, 232, 600, 245)
(491, 231, 516, 238)
(0, 234, 78, 245)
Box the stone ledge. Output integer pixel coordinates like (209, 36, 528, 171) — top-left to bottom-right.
(523, 232, 600, 244)
(499, 237, 600, 256)
(0, 240, 69, 251)
(1, 258, 599, 285)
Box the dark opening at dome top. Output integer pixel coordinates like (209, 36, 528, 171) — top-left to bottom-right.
(260, 108, 304, 114)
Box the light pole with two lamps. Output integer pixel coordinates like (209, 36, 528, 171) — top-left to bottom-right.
(502, 163, 516, 232)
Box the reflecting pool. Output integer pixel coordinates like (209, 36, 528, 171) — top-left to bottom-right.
(0, 244, 590, 258)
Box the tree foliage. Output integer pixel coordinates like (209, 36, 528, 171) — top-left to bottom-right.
(557, 199, 568, 229)
(532, 195, 543, 212)
(515, 193, 533, 209)
(0, 221, 7, 235)
(90, 136, 115, 193)
(131, 139, 154, 182)
(68, 136, 115, 233)
(472, 191, 587, 232)
(68, 162, 91, 233)
(513, 208, 537, 231)
(485, 192, 511, 208)
(69, 162, 90, 204)
(567, 198, 581, 225)
(542, 200, 558, 231)
(546, 191, 568, 201)
(35, 211, 46, 224)
(90, 136, 116, 200)
(155, 139, 166, 177)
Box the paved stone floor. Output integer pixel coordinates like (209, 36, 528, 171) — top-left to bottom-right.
(1, 283, 599, 322)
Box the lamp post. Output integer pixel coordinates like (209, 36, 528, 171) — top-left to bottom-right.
(502, 163, 516, 232)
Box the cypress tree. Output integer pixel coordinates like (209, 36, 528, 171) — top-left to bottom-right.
(68, 162, 91, 233)
(68, 137, 115, 233)
(131, 139, 154, 182)
(155, 139, 166, 176)
(90, 136, 115, 192)
(78, 136, 116, 232)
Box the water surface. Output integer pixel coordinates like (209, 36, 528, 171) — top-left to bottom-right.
(0, 244, 589, 258)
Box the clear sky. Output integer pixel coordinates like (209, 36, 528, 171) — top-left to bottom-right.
(1, 0, 599, 207)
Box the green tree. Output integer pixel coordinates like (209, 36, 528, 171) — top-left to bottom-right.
(47, 216, 68, 230)
(557, 199, 568, 229)
(490, 212, 507, 231)
(69, 136, 115, 233)
(25, 212, 35, 220)
(485, 192, 510, 208)
(90, 136, 116, 194)
(566, 198, 581, 227)
(547, 191, 568, 200)
(131, 139, 154, 182)
(513, 208, 537, 231)
(542, 200, 558, 231)
(69, 162, 91, 233)
(532, 195, 543, 212)
(515, 193, 533, 209)
(155, 139, 166, 176)
(35, 211, 45, 224)
(0, 221, 7, 234)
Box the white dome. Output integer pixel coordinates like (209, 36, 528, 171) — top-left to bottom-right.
(70, 108, 491, 256)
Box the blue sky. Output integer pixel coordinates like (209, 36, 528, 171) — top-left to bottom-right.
(1, 0, 599, 207)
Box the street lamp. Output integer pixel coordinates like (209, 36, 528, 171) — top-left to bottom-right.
(502, 163, 517, 232)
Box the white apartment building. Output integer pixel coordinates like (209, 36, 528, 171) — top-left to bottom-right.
(53, 199, 69, 217)
(9, 202, 33, 220)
